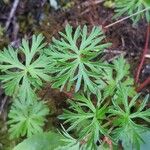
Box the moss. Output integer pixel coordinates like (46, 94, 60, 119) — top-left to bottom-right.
(0, 119, 15, 150)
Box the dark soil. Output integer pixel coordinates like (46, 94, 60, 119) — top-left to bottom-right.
(0, 0, 150, 149)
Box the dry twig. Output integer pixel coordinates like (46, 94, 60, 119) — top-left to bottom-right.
(81, 0, 104, 7)
(5, 0, 20, 30)
(0, 96, 8, 115)
(104, 7, 150, 29)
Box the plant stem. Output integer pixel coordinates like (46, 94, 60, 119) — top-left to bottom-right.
(136, 76, 150, 92)
(103, 136, 113, 150)
(135, 24, 150, 83)
(104, 7, 150, 29)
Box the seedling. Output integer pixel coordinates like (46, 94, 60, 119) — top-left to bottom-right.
(0, 34, 50, 100)
(114, 0, 150, 24)
(59, 93, 110, 149)
(96, 56, 135, 98)
(0, 24, 149, 150)
(46, 24, 111, 94)
(8, 97, 49, 139)
(109, 86, 150, 149)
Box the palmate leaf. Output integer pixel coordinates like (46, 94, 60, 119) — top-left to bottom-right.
(109, 85, 150, 149)
(46, 24, 111, 94)
(114, 0, 150, 23)
(96, 56, 135, 98)
(8, 97, 49, 139)
(58, 94, 109, 149)
(57, 126, 81, 150)
(0, 34, 50, 100)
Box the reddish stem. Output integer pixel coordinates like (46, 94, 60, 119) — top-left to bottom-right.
(103, 136, 113, 150)
(63, 91, 73, 99)
(136, 76, 150, 92)
(135, 24, 150, 83)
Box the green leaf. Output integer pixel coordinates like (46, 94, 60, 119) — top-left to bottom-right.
(0, 34, 50, 99)
(13, 132, 65, 150)
(59, 94, 109, 147)
(8, 97, 49, 139)
(109, 85, 150, 149)
(96, 56, 135, 98)
(46, 24, 111, 94)
(140, 131, 150, 150)
(114, 0, 150, 23)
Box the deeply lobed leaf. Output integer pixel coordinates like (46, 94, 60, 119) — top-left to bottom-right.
(109, 85, 150, 149)
(8, 97, 49, 139)
(114, 0, 150, 23)
(46, 24, 111, 94)
(59, 94, 109, 148)
(96, 56, 135, 98)
(0, 34, 50, 100)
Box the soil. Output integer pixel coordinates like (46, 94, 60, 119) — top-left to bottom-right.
(0, 0, 150, 149)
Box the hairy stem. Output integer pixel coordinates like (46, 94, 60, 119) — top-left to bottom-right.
(136, 76, 150, 92)
(135, 24, 150, 83)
